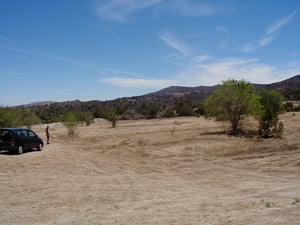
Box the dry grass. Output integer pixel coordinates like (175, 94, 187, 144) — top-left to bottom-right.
(0, 113, 299, 225)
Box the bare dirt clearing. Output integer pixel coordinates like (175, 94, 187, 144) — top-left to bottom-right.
(1, 113, 300, 225)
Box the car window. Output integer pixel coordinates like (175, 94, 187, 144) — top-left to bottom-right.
(28, 131, 36, 137)
(0, 130, 7, 137)
(0, 130, 10, 138)
(20, 130, 28, 137)
(14, 130, 21, 136)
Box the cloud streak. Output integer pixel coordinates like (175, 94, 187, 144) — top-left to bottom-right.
(158, 0, 219, 17)
(260, 10, 296, 47)
(266, 10, 297, 35)
(159, 31, 191, 56)
(94, 0, 220, 22)
(95, 0, 162, 22)
(100, 56, 300, 90)
(174, 57, 300, 86)
(238, 42, 257, 53)
(100, 77, 175, 88)
(0, 45, 141, 78)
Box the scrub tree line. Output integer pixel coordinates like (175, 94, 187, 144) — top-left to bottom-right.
(0, 108, 40, 128)
(0, 79, 288, 138)
(0, 107, 118, 136)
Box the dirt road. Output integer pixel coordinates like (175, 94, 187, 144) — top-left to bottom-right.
(1, 113, 299, 224)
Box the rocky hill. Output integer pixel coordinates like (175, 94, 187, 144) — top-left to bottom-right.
(267, 75, 300, 100)
(145, 75, 299, 100)
(21, 75, 300, 122)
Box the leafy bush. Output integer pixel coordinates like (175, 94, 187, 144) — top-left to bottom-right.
(175, 102, 195, 116)
(62, 111, 79, 137)
(258, 89, 284, 138)
(105, 110, 118, 128)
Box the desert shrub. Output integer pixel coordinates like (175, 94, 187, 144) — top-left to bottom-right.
(62, 111, 79, 137)
(175, 102, 195, 116)
(283, 102, 295, 112)
(258, 89, 284, 138)
(136, 103, 161, 119)
(163, 108, 176, 118)
(76, 111, 94, 126)
(105, 110, 118, 128)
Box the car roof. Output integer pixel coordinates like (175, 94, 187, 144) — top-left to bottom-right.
(0, 128, 30, 131)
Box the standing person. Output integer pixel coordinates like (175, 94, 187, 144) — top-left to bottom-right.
(46, 126, 50, 144)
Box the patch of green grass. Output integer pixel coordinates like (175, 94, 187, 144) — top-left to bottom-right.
(292, 198, 300, 205)
(261, 200, 276, 208)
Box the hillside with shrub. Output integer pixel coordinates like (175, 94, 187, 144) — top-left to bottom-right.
(2, 75, 300, 125)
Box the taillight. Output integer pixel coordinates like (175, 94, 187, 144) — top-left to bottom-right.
(10, 139, 15, 145)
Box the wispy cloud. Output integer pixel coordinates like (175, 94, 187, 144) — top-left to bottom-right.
(267, 10, 297, 35)
(94, 0, 221, 22)
(238, 42, 257, 53)
(158, 0, 220, 17)
(215, 26, 228, 32)
(159, 31, 191, 56)
(259, 34, 278, 47)
(95, 0, 163, 22)
(100, 56, 300, 90)
(100, 77, 175, 88)
(260, 10, 296, 47)
(192, 54, 212, 63)
(0, 45, 141, 78)
(174, 57, 299, 86)
(0, 35, 11, 42)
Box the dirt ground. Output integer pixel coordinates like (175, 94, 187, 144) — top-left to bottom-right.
(1, 113, 299, 225)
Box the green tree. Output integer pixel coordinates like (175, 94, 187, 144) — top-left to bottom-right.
(204, 79, 261, 134)
(258, 89, 284, 138)
(0, 107, 22, 127)
(76, 111, 94, 126)
(105, 110, 118, 128)
(21, 110, 41, 128)
(62, 111, 79, 137)
(175, 102, 195, 116)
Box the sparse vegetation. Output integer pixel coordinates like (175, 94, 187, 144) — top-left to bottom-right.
(1, 114, 299, 224)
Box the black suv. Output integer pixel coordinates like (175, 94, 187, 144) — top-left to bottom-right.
(0, 128, 44, 154)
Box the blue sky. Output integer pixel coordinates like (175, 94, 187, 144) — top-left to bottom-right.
(0, 0, 299, 106)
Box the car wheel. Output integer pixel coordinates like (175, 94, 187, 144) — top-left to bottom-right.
(37, 143, 43, 151)
(17, 145, 23, 154)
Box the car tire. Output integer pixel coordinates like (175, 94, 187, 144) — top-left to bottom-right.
(37, 143, 43, 151)
(17, 145, 23, 154)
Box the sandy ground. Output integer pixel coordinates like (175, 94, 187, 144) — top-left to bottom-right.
(0, 113, 299, 225)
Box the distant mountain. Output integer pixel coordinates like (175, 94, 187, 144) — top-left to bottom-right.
(142, 75, 300, 100)
(18, 75, 300, 122)
(20, 101, 56, 108)
(267, 74, 300, 100)
(144, 85, 218, 99)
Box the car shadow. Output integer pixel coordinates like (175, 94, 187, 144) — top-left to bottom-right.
(0, 149, 40, 156)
